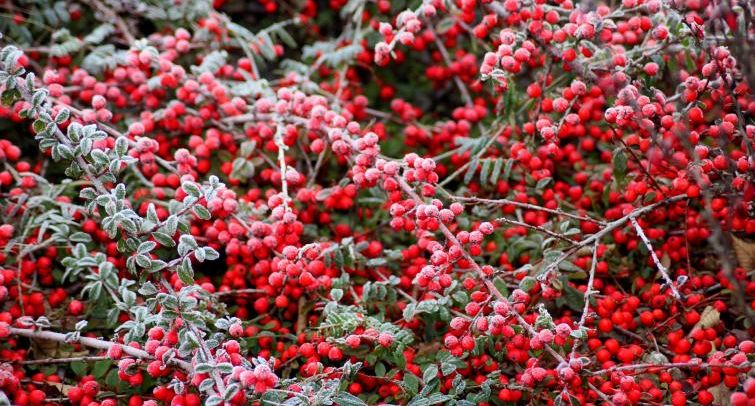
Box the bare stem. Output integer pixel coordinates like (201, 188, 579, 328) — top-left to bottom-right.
(629, 216, 683, 300)
(19, 355, 109, 365)
(273, 123, 292, 213)
(570, 241, 599, 360)
(450, 195, 605, 224)
(9, 327, 191, 371)
(588, 360, 750, 376)
(493, 216, 578, 244)
(542, 194, 688, 278)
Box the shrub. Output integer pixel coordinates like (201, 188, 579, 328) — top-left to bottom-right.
(0, 0, 753, 404)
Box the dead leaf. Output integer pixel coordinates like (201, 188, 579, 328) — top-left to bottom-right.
(697, 306, 721, 329)
(687, 306, 721, 340)
(661, 252, 672, 269)
(731, 233, 755, 270)
(416, 342, 442, 358)
(39, 380, 77, 396)
(709, 383, 732, 406)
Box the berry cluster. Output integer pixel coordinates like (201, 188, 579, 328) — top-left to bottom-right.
(0, 0, 753, 404)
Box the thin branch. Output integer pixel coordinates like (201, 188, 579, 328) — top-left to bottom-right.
(19, 355, 109, 365)
(450, 195, 605, 224)
(629, 216, 683, 300)
(542, 194, 688, 278)
(424, 20, 474, 106)
(493, 216, 578, 244)
(273, 123, 292, 213)
(570, 241, 599, 360)
(9, 327, 191, 371)
(588, 360, 748, 376)
(213, 288, 266, 297)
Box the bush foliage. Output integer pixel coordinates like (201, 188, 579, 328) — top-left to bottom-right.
(0, 0, 753, 405)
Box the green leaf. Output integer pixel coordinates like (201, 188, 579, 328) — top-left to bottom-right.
(105, 369, 119, 388)
(561, 281, 585, 311)
(403, 303, 416, 321)
(425, 393, 452, 405)
(193, 205, 211, 220)
(451, 374, 466, 394)
(464, 158, 479, 184)
(274, 29, 297, 48)
(330, 288, 343, 302)
(152, 232, 175, 247)
(55, 108, 70, 124)
(177, 257, 194, 285)
(33, 119, 46, 133)
(558, 260, 584, 273)
(69, 232, 91, 242)
(479, 159, 491, 185)
(535, 177, 552, 190)
(1, 88, 21, 106)
(440, 360, 457, 376)
(90, 149, 109, 165)
(490, 158, 503, 185)
(404, 373, 420, 394)
(374, 362, 386, 377)
(422, 364, 438, 383)
(365, 258, 387, 267)
(71, 361, 87, 377)
(194, 247, 206, 262)
(204, 247, 220, 261)
(502, 158, 514, 181)
(613, 147, 628, 187)
(146, 259, 167, 273)
(138, 241, 157, 255)
(333, 393, 368, 406)
(182, 182, 201, 197)
(92, 360, 112, 379)
(436, 17, 455, 34)
(135, 254, 151, 268)
(519, 276, 536, 292)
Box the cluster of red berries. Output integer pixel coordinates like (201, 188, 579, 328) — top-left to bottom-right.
(0, 0, 752, 404)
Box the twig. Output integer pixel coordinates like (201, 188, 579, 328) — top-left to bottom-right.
(569, 241, 599, 360)
(296, 296, 307, 334)
(19, 355, 109, 365)
(213, 288, 266, 297)
(9, 327, 191, 371)
(629, 217, 682, 300)
(587, 383, 613, 402)
(425, 20, 474, 106)
(450, 195, 605, 224)
(588, 360, 746, 376)
(542, 194, 688, 278)
(273, 123, 292, 212)
(307, 149, 327, 188)
(493, 216, 577, 244)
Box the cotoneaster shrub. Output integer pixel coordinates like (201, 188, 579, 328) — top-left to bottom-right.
(0, 0, 753, 405)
